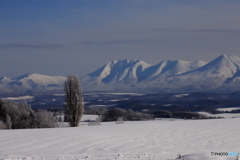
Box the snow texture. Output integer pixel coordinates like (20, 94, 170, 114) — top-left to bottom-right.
(1, 118, 240, 160)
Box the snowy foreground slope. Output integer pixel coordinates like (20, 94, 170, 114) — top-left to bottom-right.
(1, 118, 240, 160)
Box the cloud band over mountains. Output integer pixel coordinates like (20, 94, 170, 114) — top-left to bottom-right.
(0, 44, 66, 49)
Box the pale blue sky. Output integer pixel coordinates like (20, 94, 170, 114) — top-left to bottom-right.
(0, 0, 240, 77)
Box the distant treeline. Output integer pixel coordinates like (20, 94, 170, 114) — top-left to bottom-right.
(85, 108, 222, 120)
(49, 107, 155, 121)
(85, 108, 155, 121)
(151, 110, 223, 119)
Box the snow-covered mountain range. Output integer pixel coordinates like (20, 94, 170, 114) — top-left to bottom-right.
(2, 54, 240, 93)
(81, 54, 240, 93)
(82, 59, 207, 84)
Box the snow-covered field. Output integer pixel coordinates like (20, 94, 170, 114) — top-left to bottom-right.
(198, 112, 240, 118)
(87, 105, 116, 108)
(81, 115, 99, 121)
(3, 95, 34, 100)
(1, 118, 240, 160)
(216, 107, 240, 112)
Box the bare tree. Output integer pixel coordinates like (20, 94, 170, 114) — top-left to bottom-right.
(64, 75, 84, 127)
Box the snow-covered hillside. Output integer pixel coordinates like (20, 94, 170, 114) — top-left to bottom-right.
(11, 73, 66, 87)
(0, 73, 66, 93)
(1, 118, 240, 160)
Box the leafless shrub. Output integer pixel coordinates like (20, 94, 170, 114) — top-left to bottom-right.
(88, 117, 101, 126)
(5, 114, 12, 129)
(32, 110, 58, 128)
(235, 155, 239, 160)
(177, 153, 185, 160)
(115, 117, 124, 124)
(0, 120, 6, 129)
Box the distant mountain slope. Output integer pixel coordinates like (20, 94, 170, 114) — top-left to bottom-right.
(162, 54, 240, 91)
(11, 73, 66, 88)
(0, 73, 66, 93)
(139, 60, 207, 81)
(182, 54, 240, 78)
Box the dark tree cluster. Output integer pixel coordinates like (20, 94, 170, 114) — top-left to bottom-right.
(102, 108, 155, 122)
(84, 108, 107, 115)
(0, 99, 58, 129)
(151, 110, 223, 119)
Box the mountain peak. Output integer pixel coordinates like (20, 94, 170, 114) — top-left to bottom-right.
(13, 73, 36, 80)
(0, 76, 10, 80)
(0, 76, 12, 84)
(210, 54, 240, 66)
(180, 54, 240, 81)
(109, 59, 142, 65)
(83, 59, 151, 84)
(218, 54, 240, 63)
(221, 54, 233, 58)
